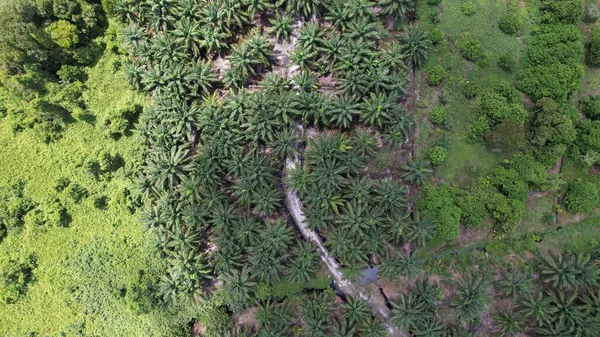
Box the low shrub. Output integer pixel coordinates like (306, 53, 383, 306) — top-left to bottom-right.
(427, 65, 446, 86)
(429, 106, 447, 125)
(499, 11, 522, 35)
(464, 82, 479, 99)
(430, 28, 444, 45)
(428, 146, 448, 166)
(459, 33, 484, 61)
(498, 53, 517, 73)
(461, 2, 476, 16)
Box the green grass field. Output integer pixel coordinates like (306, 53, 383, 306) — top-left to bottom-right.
(0, 28, 198, 336)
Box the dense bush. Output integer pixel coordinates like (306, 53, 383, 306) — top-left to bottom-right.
(580, 95, 600, 119)
(492, 167, 529, 201)
(428, 0, 442, 5)
(499, 11, 522, 35)
(519, 24, 583, 101)
(518, 64, 583, 101)
(459, 33, 484, 61)
(572, 119, 600, 166)
(540, 0, 583, 24)
(429, 106, 447, 125)
(465, 116, 490, 142)
(509, 153, 549, 186)
(428, 146, 448, 166)
(427, 65, 446, 86)
(583, 3, 600, 23)
(530, 98, 578, 166)
(478, 83, 528, 124)
(418, 184, 462, 242)
(565, 180, 599, 213)
(498, 54, 516, 73)
(588, 26, 600, 66)
(484, 120, 525, 151)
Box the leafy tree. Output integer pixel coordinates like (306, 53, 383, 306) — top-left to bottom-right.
(589, 26, 600, 66)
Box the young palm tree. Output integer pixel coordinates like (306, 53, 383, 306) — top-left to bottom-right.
(416, 279, 439, 308)
(399, 25, 431, 69)
(284, 0, 323, 18)
(360, 91, 400, 128)
(186, 59, 217, 96)
(380, 42, 407, 72)
(404, 217, 435, 247)
(247, 31, 274, 66)
(378, 0, 415, 22)
(546, 290, 586, 332)
(401, 158, 432, 186)
(359, 316, 387, 337)
(540, 253, 580, 291)
(346, 16, 380, 42)
(380, 249, 402, 279)
(391, 291, 430, 330)
(174, 17, 202, 56)
(330, 317, 356, 337)
(221, 267, 256, 306)
(519, 291, 557, 327)
(341, 295, 371, 326)
(351, 129, 378, 158)
(287, 241, 319, 284)
(222, 0, 248, 30)
(383, 112, 412, 147)
(492, 305, 521, 337)
(375, 179, 408, 215)
(413, 318, 444, 337)
(297, 22, 325, 51)
(398, 250, 422, 279)
(269, 11, 294, 41)
(495, 267, 533, 299)
(244, 0, 274, 20)
(452, 275, 489, 323)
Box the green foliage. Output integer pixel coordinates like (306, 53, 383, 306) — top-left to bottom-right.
(573, 119, 600, 167)
(565, 180, 599, 213)
(460, 2, 476, 16)
(427, 65, 446, 86)
(418, 184, 462, 242)
(429, 106, 447, 126)
(540, 0, 584, 24)
(580, 95, 600, 119)
(498, 53, 516, 73)
(484, 120, 525, 151)
(589, 26, 600, 66)
(0, 254, 36, 304)
(429, 27, 444, 45)
(499, 11, 523, 35)
(45, 20, 79, 49)
(459, 33, 484, 61)
(427, 146, 448, 166)
(584, 3, 600, 23)
(519, 24, 584, 101)
(463, 82, 479, 99)
(530, 98, 578, 166)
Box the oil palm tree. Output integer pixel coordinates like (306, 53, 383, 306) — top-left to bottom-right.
(383, 112, 412, 147)
(380, 42, 407, 71)
(174, 17, 202, 56)
(495, 267, 533, 299)
(399, 25, 431, 69)
(361, 91, 400, 128)
(287, 241, 319, 283)
(341, 295, 371, 326)
(398, 250, 422, 279)
(359, 316, 387, 337)
(269, 11, 294, 41)
(452, 275, 489, 323)
(375, 179, 408, 215)
(186, 59, 217, 95)
(391, 291, 430, 330)
(283, 0, 323, 18)
(401, 158, 432, 186)
(405, 217, 435, 247)
(329, 95, 360, 129)
(540, 253, 582, 291)
(378, 0, 415, 21)
(413, 318, 444, 337)
(519, 292, 556, 327)
(221, 267, 256, 306)
(493, 305, 522, 337)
